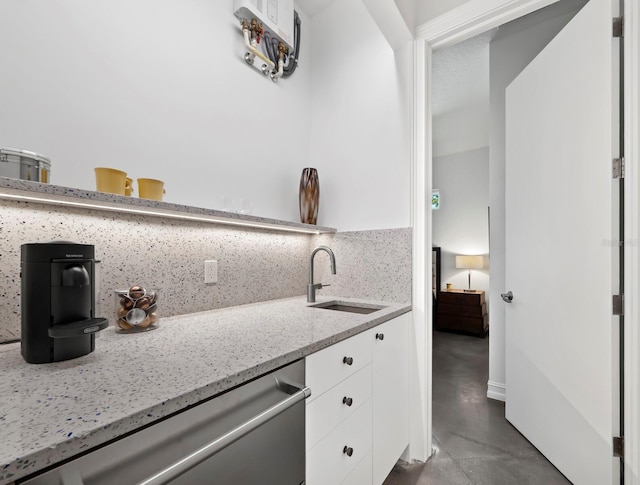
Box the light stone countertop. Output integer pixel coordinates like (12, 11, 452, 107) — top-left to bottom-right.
(0, 296, 410, 484)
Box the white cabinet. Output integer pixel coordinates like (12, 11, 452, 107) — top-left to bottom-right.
(372, 313, 410, 484)
(306, 312, 410, 485)
(343, 449, 373, 485)
(306, 329, 372, 401)
(306, 399, 373, 484)
(306, 364, 372, 451)
(306, 329, 373, 485)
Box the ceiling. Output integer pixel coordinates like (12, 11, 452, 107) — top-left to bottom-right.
(430, 0, 588, 117)
(431, 30, 494, 117)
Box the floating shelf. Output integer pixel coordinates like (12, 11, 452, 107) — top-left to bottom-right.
(0, 178, 337, 235)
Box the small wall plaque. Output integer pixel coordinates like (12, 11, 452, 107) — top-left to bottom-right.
(432, 189, 440, 210)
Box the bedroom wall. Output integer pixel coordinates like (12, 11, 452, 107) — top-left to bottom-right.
(432, 148, 490, 299)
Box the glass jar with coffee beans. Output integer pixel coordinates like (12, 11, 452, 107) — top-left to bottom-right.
(115, 286, 159, 333)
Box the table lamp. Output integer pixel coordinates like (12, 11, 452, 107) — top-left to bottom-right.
(455, 255, 484, 291)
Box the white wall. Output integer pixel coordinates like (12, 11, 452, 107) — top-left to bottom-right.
(308, 0, 412, 231)
(0, 0, 412, 231)
(432, 105, 490, 158)
(0, 0, 312, 222)
(432, 148, 490, 298)
(488, 0, 587, 399)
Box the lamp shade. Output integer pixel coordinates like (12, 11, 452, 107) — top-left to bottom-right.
(456, 255, 484, 269)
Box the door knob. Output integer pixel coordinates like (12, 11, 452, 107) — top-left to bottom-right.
(501, 291, 513, 303)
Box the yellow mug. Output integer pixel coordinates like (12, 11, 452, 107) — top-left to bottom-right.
(125, 177, 133, 197)
(138, 178, 166, 201)
(446, 283, 453, 290)
(95, 167, 128, 195)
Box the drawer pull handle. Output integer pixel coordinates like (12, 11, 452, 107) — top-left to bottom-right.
(343, 446, 354, 457)
(375, 333, 384, 341)
(342, 396, 353, 407)
(343, 356, 354, 366)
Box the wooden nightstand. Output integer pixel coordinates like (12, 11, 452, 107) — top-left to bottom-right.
(435, 289, 488, 337)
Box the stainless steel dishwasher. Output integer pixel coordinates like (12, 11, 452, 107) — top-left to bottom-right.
(19, 359, 309, 485)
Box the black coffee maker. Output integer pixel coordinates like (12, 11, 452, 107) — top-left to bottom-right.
(21, 241, 108, 364)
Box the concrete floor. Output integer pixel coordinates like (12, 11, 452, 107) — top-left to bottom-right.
(383, 331, 572, 485)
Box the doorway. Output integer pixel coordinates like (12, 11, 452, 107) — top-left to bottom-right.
(409, 0, 639, 482)
(429, 0, 587, 401)
(422, 7, 583, 481)
(430, 30, 491, 338)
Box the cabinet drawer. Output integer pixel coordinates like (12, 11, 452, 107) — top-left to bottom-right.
(439, 291, 485, 305)
(306, 399, 373, 485)
(306, 330, 372, 401)
(437, 301, 486, 317)
(306, 364, 372, 451)
(342, 449, 372, 485)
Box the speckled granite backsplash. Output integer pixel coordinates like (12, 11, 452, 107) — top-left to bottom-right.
(313, 228, 412, 304)
(0, 200, 312, 342)
(0, 199, 411, 342)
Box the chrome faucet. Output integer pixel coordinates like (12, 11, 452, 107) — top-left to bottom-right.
(307, 246, 337, 302)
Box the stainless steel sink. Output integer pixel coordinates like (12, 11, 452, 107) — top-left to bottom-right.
(309, 301, 386, 315)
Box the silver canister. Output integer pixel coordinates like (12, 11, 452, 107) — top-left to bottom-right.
(0, 148, 51, 183)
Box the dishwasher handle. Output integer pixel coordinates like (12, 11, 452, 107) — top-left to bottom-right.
(137, 382, 312, 485)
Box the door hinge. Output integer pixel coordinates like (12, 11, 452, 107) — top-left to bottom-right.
(613, 158, 625, 179)
(613, 294, 624, 316)
(613, 436, 624, 458)
(613, 16, 624, 38)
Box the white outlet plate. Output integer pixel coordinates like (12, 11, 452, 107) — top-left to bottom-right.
(204, 260, 218, 284)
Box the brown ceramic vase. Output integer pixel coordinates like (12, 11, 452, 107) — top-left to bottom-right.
(299, 168, 319, 225)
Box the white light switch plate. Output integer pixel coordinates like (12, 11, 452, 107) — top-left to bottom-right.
(204, 260, 218, 284)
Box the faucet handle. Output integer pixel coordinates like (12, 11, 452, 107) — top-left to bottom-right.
(320, 284, 331, 288)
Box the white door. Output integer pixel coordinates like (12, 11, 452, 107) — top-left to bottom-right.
(504, 0, 616, 484)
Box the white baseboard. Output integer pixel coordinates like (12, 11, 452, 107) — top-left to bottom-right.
(487, 380, 506, 402)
